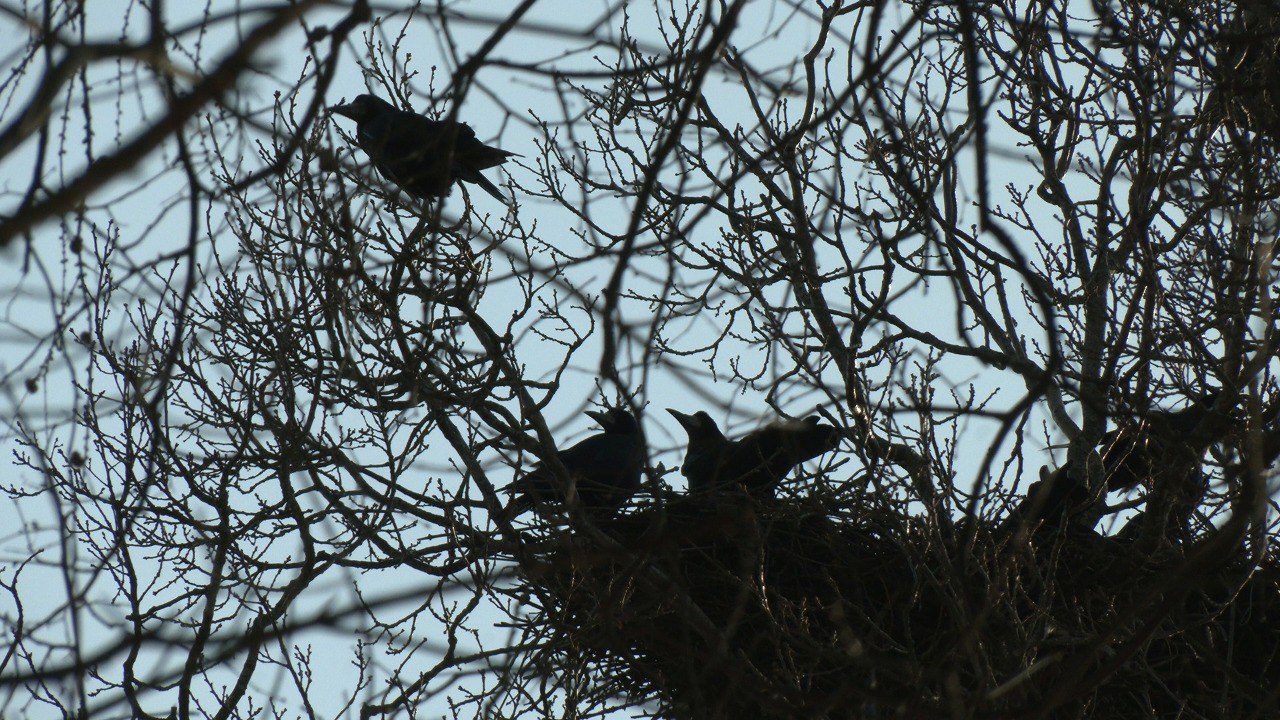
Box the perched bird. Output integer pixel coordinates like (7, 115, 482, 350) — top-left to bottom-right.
(1099, 392, 1221, 492)
(1101, 392, 1227, 548)
(328, 94, 516, 202)
(665, 410, 730, 491)
(1005, 465, 1096, 534)
(667, 409, 839, 496)
(1005, 392, 1229, 540)
(507, 407, 643, 517)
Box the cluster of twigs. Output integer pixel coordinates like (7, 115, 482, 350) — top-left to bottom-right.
(511, 480, 1279, 718)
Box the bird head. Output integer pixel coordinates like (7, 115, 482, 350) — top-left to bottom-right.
(770, 414, 841, 460)
(585, 407, 638, 434)
(667, 408, 726, 442)
(328, 94, 393, 122)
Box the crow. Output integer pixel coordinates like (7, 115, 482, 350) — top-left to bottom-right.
(1099, 392, 1221, 492)
(667, 409, 839, 497)
(507, 407, 643, 517)
(1005, 392, 1229, 539)
(329, 94, 516, 202)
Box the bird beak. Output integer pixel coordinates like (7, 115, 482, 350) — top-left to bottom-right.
(328, 102, 359, 120)
(666, 408, 694, 430)
(584, 410, 608, 425)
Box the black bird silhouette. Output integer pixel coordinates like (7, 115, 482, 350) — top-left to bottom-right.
(1098, 392, 1230, 548)
(1006, 465, 1096, 534)
(328, 94, 516, 202)
(667, 409, 839, 496)
(1002, 392, 1229, 539)
(507, 407, 643, 517)
(1003, 392, 1230, 540)
(1099, 392, 1221, 492)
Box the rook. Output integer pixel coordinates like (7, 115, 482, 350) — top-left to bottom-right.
(329, 94, 516, 202)
(507, 407, 643, 517)
(668, 409, 839, 497)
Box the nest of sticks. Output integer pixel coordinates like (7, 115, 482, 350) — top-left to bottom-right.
(512, 487, 1280, 718)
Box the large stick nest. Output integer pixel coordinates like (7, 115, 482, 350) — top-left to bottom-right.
(513, 491, 1280, 718)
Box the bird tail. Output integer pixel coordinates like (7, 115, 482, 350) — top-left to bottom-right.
(467, 171, 508, 203)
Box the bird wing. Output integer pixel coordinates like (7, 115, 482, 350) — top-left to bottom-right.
(393, 113, 453, 157)
(351, 112, 457, 197)
(510, 433, 640, 511)
(357, 111, 429, 154)
(716, 421, 837, 493)
(386, 117, 511, 198)
(452, 122, 517, 170)
(557, 433, 641, 491)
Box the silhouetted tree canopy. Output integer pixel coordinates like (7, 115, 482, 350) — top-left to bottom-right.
(1, 1, 1278, 718)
